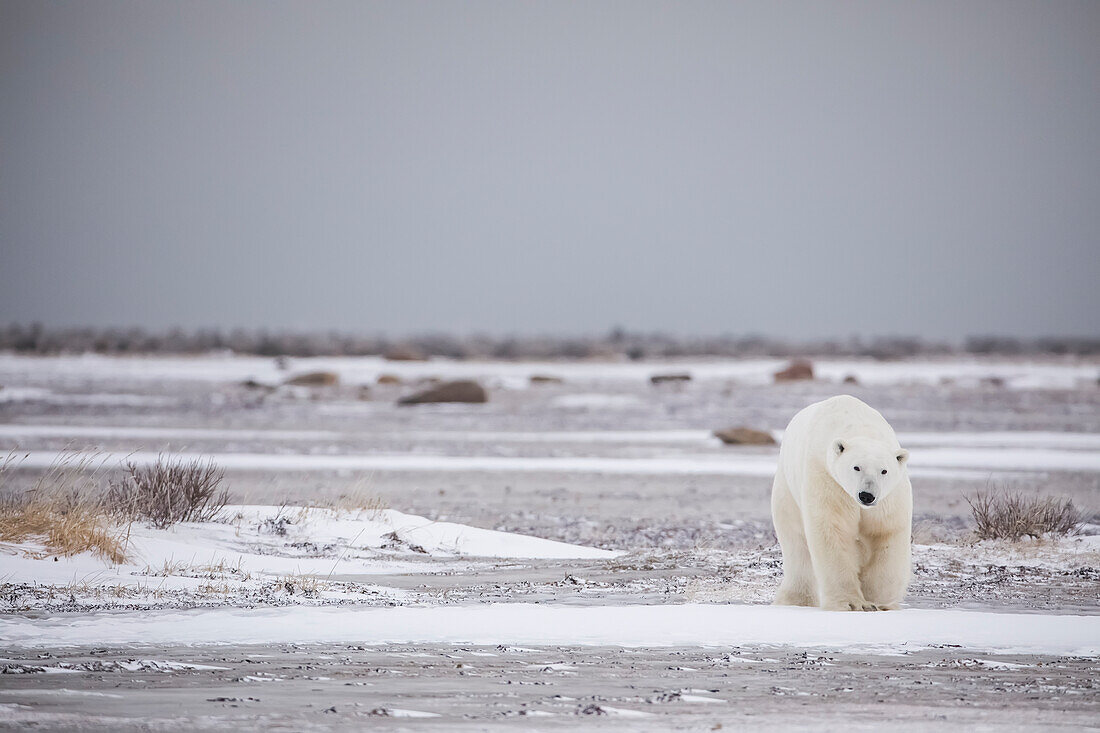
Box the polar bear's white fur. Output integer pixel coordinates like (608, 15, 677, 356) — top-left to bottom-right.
(771, 395, 912, 611)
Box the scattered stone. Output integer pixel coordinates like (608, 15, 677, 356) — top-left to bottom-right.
(283, 371, 339, 387)
(240, 379, 273, 391)
(773, 359, 814, 382)
(384, 345, 427, 361)
(207, 697, 260, 703)
(381, 530, 428, 554)
(578, 703, 607, 715)
(357, 385, 372, 400)
(529, 375, 564, 385)
(376, 374, 402, 385)
(713, 427, 776, 446)
(981, 376, 1006, 388)
(650, 373, 692, 384)
(398, 380, 487, 405)
(647, 691, 683, 704)
(842, 374, 860, 385)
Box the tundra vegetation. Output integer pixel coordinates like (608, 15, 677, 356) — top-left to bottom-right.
(1, 453, 234, 564)
(966, 489, 1082, 541)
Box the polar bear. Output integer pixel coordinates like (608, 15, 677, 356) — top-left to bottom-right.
(771, 395, 912, 611)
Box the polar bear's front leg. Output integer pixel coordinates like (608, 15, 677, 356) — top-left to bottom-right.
(860, 534, 911, 610)
(803, 500, 878, 612)
(771, 472, 817, 607)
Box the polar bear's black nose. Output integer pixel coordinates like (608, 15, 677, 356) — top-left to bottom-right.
(858, 491, 876, 506)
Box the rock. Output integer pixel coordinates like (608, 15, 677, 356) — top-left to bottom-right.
(842, 374, 860, 385)
(713, 427, 776, 445)
(357, 385, 372, 400)
(384, 345, 427, 361)
(376, 374, 402, 385)
(529, 375, 564, 385)
(650, 373, 692, 384)
(773, 359, 814, 382)
(398, 380, 487, 405)
(240, 379, 272, 390)
(283, 371, 339, 387)
(981, 376, 1006, 388)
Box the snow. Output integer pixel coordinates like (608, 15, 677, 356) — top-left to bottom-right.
(0, 424, 341, 442)
(678, 694, 725, 703)
(0, 505, 618, 596)
(10, 446, 1096, 477)
(0, 388, 175, 407)
(5, 423, 1100, 453)
(385, 709, 442, 718)
(0, 353, 1094, 390)
(1, 603, 1095, 656)
(896, 431, 1100, 450)
(550, 393, 644, 409)
(911, 447, 1100, 472)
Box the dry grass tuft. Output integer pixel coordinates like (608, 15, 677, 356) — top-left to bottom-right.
(966, 489, 1082, 541)
(305, 473, 389, 518)
(0, 452, 131, 564)
(279, 573, 328, 598)
(314, 491, 389, 517)
(108, 456, 231, 528)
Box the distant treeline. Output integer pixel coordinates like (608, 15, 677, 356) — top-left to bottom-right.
(2, 324, 1098, 359)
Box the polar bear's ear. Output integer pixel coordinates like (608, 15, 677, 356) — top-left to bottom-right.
(833, 440, 845, 455)
(896, 449, 909, 465)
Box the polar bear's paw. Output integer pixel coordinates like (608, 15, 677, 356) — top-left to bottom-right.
(773, 587, 817, 607)
(823, 599, 880, 612)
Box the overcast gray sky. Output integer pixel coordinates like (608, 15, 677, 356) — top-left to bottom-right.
(2, 1, 1097, 339)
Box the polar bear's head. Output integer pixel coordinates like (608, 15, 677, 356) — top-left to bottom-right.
(826, 437, 909, 508)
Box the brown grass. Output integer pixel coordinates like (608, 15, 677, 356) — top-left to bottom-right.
(0, 452, 131, 564)
(108, 456, 231, 528)
(966, 489, 1082, 541)
(279, 573, 328, 598)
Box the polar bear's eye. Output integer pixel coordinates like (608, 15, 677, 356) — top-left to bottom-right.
(881, 469, 887, 474)
(853, 466, 860, 471)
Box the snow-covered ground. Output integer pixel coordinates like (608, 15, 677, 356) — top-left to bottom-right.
(0, 352, 1096, 390)
(1, 353, 1097, 728)
(0, 504, 616, 609)
(9, 445, 1100, 475)
(3, 602, 1096, 655)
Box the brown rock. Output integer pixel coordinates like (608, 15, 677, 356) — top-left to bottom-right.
(384, 345, 427, 361)
(773, 359, 814, 382)
(284, 371, 339, 387)
(376, 374, 403, 385)
(650, 373, 692, 384)
(842, 374, 860, 385)
(398, 380, 488, 405)
(529, 375, 564, 385)
(713, 427, 777, 446)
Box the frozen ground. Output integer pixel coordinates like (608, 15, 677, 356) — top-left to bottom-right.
(0, 353, 1098, 729)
